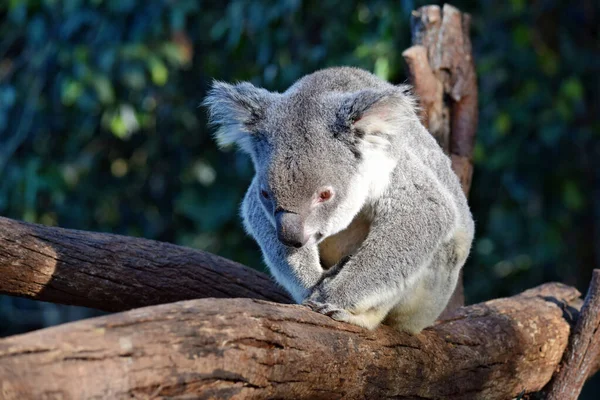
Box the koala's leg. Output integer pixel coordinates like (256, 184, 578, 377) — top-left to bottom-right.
(383, 273, 457, 334)
(382, 279, 437, 334)
(383, 235, 466, 333)
(305, 182, 460, 332)
(242, 179, 324, 303)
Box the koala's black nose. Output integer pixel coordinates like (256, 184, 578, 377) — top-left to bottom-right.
(275, 211, 308, 248)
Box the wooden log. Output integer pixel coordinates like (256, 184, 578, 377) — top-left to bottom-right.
(403, 4, 479, 317)
(545, 269, 600, 399)
(0, 216, 291, 312)
(0, 283, 589, 400)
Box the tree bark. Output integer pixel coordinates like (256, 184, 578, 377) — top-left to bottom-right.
(545, 269, 600, 399)
(0, 283, 587, 400)
(403, 4, 479, 317)
(0, 216, 290, 312)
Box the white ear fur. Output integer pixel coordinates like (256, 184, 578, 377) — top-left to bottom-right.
(211, 124, 254, 153)
(203, 81, 272, 153)
(352, 86, 418, 149)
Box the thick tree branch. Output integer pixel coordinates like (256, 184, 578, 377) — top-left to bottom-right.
(0, 283, 588, 400)
(403, 4, 479, 317)
(545, 269, 600, 399)
(0, 216, 291, 311)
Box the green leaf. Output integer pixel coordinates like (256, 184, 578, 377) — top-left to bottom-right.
(562, 181, 584, 210)
(92, 75, 115, 104)
(61, 79, 84, 106)
(538, 47, 559, 76)
(494, 113, 512, 136)
(148, 57, 168, 86)
(512, 25, 530, 47)
(472, 142, 486, 165)
(109, 114, 128, 139)
(121, 67, 146, 90)
(161, 43, 186, 66)
(510, 0, 525, 13)
(561, 77, 583, 101)
(374, 57, 390, 80)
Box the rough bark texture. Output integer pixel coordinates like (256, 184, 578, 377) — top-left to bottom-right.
(0, 216, 291, 311)
(0, 283, 586, 400)
(403, 4, 478, 317)
(545, 269, 600, 399)
(405, 4, 479, 180)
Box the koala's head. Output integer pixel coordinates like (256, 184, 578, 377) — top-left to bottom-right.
(204, 68, 416, 248)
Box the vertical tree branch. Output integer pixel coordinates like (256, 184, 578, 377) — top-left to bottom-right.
(403, 4, 478, 316)
(545, 269, 600, 400)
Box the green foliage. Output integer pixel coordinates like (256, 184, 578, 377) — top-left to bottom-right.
(463, 0, 599, 302)
(0, 0, 598, 341)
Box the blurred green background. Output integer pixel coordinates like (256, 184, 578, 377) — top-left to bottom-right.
(0, 0, 599, 392)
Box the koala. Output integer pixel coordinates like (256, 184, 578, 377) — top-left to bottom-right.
(204, 67, 474, 334)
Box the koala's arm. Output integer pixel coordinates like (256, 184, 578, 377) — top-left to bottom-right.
(306, 160, 461, 329)
(242, 178, 324, 303)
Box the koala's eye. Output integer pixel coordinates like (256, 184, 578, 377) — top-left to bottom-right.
(318, 189, 333, 202)
(260, 189, 270, 200)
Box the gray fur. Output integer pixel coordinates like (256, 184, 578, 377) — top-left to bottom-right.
(204, 67, 475, 333)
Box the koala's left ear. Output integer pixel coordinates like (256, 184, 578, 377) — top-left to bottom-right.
(203, 81, 274, 153)
(339, 85, 417, 146)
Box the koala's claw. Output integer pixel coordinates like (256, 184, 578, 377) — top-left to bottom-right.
(302, 299, 323, 311)
(304, 300, 383, 330)
(328, 309, 355, 323)
(303, 300, 353, 322)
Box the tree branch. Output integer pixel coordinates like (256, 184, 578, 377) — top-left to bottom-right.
(545, 269, 600, 399)
(0, 283, 588, 399)
(403, 4, 479, 317)
(0, 216, 291, 311)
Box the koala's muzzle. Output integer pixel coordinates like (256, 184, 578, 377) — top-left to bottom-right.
(275, 211, 309, 248)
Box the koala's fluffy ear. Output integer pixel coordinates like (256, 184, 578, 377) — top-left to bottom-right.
(203, 81, 273, 153)
(339, 85, 417, 147)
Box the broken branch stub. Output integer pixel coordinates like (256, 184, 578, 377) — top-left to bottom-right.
(403, 4, 479, 317)
(404, 3, 478, 195)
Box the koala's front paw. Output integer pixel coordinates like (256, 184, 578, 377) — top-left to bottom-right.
(304, 280, 355, 322)
(303, 299, 354, 323)
(304, 299, 384, 329)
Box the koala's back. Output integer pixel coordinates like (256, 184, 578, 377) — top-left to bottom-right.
(404, 127, 473, 232)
